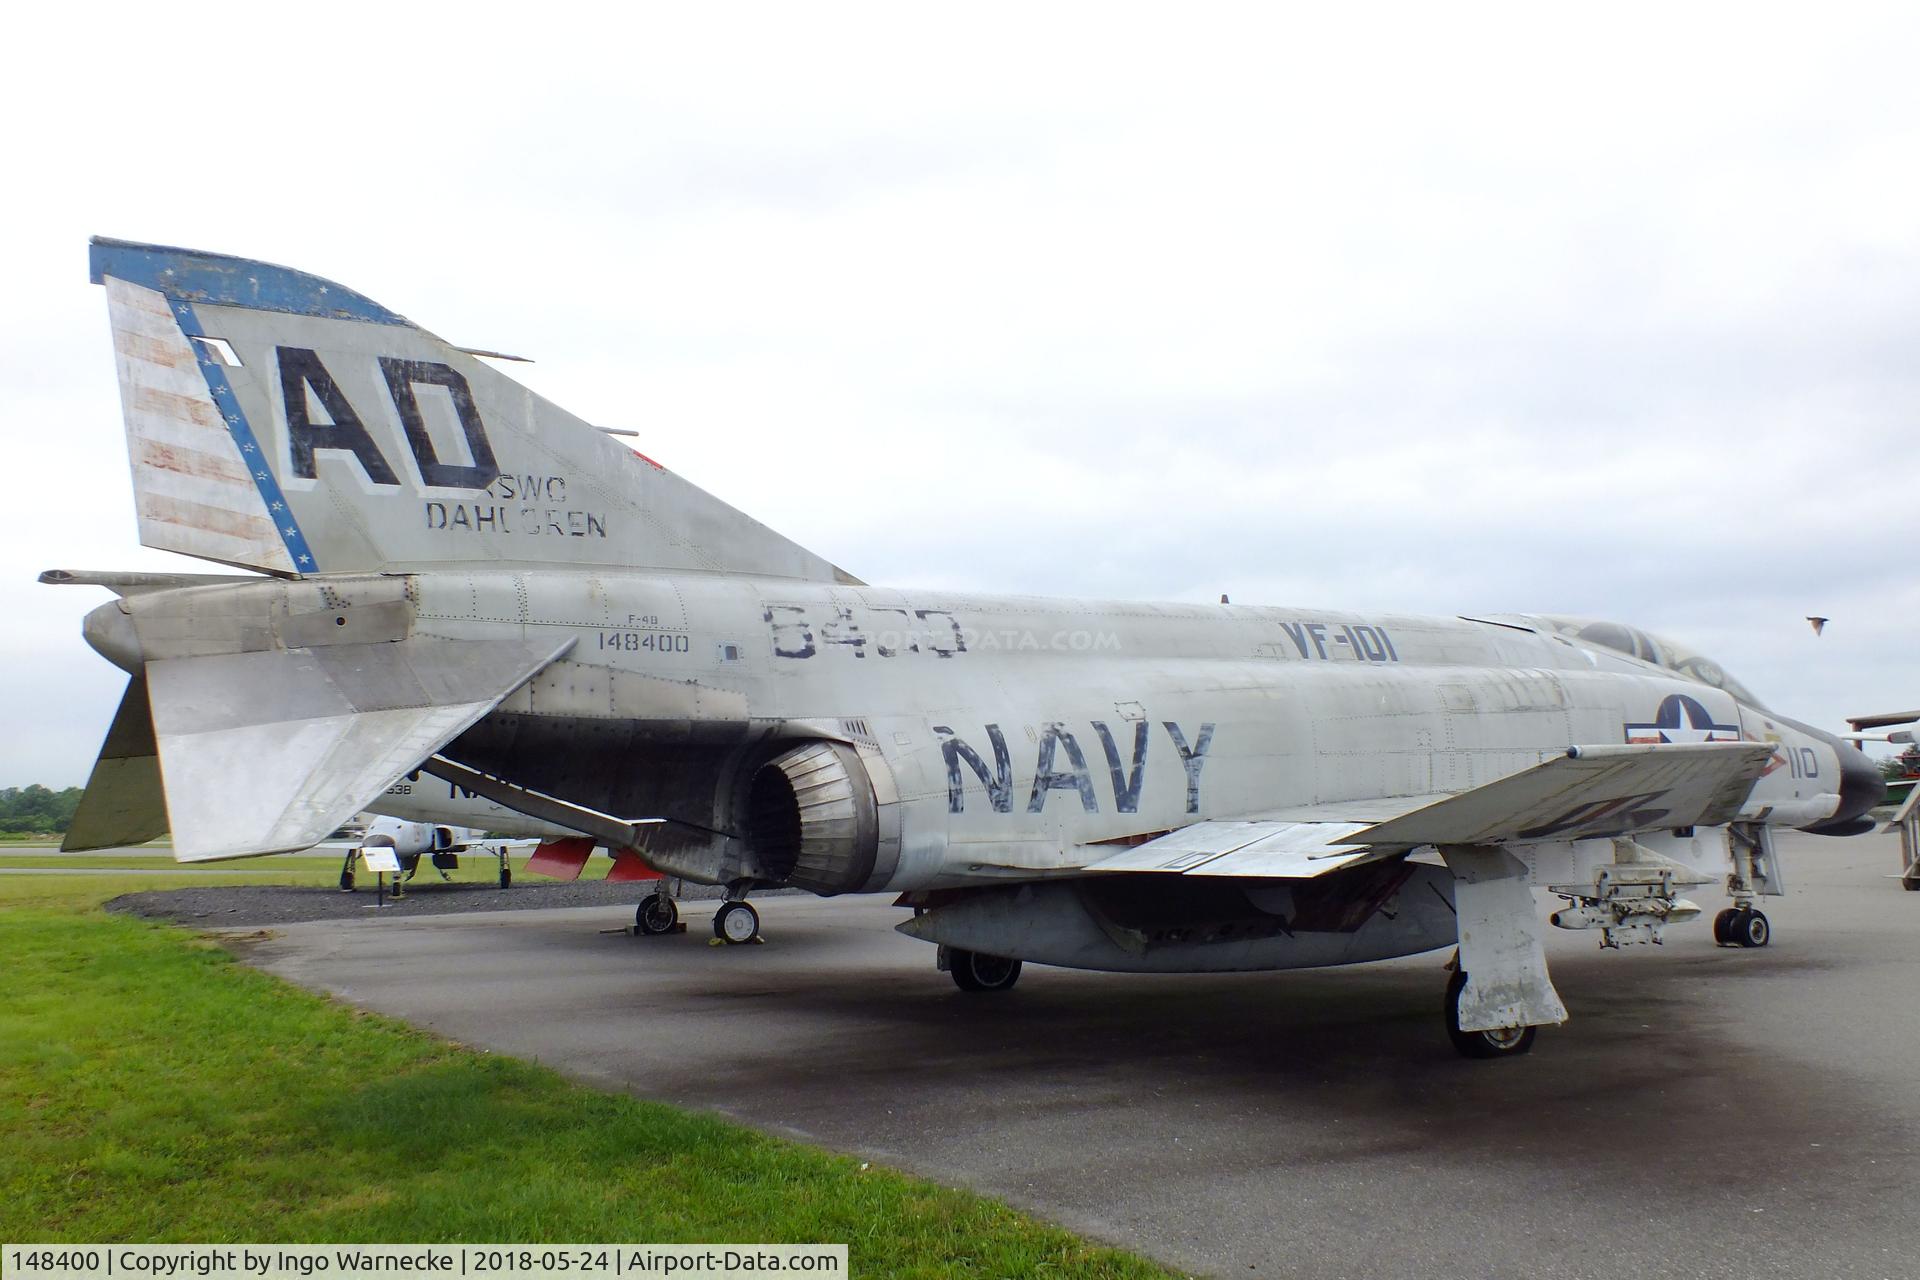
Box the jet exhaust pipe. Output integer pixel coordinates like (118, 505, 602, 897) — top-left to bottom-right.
(746, 741, 879, 894)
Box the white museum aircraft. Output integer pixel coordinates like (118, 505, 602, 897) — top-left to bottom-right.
(48, 239, 1884, 1057)
(341, 815, 513, 893)
(360, 775, 679, 910)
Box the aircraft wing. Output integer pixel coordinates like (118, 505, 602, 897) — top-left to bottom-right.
(1080, 820, 1380, 877)
(1353, 742, 1775, 848)
(1082, 743, 1774, 879)
(1079, 793, 1450, 878)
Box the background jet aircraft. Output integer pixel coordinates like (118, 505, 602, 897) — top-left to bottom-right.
(52, 238, 1885, 1057)
(364, 770, 685, 919)
(345, 815, 511, 891)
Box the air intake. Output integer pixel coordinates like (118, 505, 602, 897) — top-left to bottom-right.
(747, 741, 879, 895)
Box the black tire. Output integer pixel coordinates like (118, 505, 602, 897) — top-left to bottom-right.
(1903, 877, 1920, 892)
(1712, 907, 1739, 945)
(713, 900, 759, 944)
(637, 894, 679, 935)
(1445, 970, 1537, 1059)
(949, 948, 1023, 993)
(339, 870, 355, 892)
(1735, 909, 1770, 948)
(498, 866, 512, 890)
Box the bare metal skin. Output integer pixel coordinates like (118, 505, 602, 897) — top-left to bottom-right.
(51, 239, 1884, 1055)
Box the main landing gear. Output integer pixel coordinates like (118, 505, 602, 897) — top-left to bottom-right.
(939, 945, 1023, 993)
(632, 881, 764, 943)
(1444, 970, 1536, 1059)
(636, 891, 680, 935)
(713, 899, 762, 944)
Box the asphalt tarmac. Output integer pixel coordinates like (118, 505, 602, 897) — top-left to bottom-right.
(236, 831, 1919, 1280)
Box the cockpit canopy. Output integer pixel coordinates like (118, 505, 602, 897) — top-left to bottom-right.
(1514, 615, 1764, 709)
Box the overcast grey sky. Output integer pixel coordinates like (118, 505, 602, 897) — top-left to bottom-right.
(4, 4, 1916, 786)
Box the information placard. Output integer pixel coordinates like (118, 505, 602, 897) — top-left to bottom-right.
(361, 848, 402, 873)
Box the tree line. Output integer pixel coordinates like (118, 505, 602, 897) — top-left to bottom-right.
(0, 786, 85, 835)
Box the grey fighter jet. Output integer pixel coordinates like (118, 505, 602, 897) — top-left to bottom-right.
(50, 239, 1885, 1057)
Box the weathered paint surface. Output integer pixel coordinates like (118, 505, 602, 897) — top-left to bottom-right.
(105, 278, 296, 572)
(63, 238, 1889, 1015)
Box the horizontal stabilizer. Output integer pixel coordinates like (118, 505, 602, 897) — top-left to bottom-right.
(151, 636, 572, 861)
(64, 676, 168, 851)
(1354, 742, 1776, 849)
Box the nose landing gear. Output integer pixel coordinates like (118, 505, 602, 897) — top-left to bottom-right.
(1713, 906, 1770, 948)
(1717, 825, 1779, 949)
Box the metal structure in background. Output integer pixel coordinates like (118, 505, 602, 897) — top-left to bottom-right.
(1843, 711, 1920, 890)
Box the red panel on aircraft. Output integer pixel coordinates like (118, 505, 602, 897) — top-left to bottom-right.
(525, 837, 595, 881)
(606, 847, 664, 882)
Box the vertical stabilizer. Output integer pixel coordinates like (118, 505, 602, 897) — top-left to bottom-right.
(90, 238, 859, 583)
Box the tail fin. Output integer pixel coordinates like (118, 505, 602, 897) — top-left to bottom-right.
(88, 237, 858, 583)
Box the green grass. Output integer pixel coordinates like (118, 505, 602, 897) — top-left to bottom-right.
(0, 875, 1175, 1277)
(0, 850, 637, 881)
(0, 870, 337, 909)
(0, 856, 328, 872)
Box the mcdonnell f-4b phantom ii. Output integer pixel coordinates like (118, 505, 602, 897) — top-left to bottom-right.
(51, 238, 1885, 1057)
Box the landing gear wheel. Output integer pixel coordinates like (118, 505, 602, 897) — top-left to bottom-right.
(1445, 970, 1536, 1059)
(948, 948, 1023, 993)
(1712, 907, 1739, 946)
(636, 893, 679, 935)
(498, 865, 512, 890)
(1734, 908, 1770, 948)
(339, 869, 355, 892)
(713, 900, 760, 944)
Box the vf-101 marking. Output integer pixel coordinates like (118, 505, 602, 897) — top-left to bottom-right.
(55, 238, 1886, 1060)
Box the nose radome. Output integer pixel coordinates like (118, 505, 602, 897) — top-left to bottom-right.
(1831, 743, 1888, 825)
(82, 599, 144, 674)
